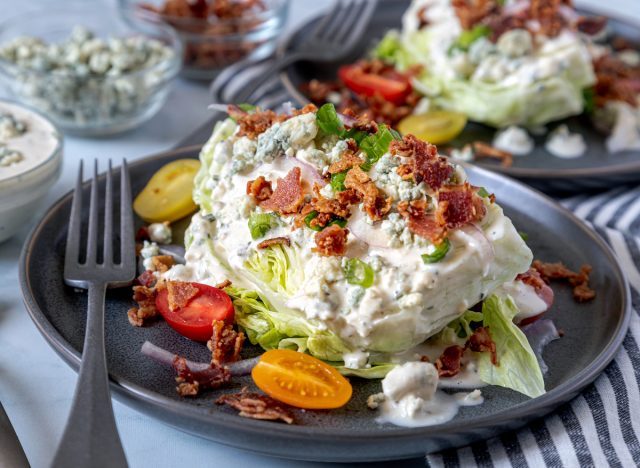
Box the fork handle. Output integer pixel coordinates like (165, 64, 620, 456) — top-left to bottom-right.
(51, 283, 128, 468)
(233, 53, 303, 104)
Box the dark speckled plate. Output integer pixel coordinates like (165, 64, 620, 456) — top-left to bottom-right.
(280, 0, 640, 194)
(19, 146, 630, 462)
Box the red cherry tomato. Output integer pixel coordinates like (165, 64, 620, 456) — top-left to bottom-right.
(155, 282, 234, 342)
(338, 64, 412, 105)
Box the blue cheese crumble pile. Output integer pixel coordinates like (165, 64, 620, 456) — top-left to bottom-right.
(0, 111, 26, 167)
(0, 26, 175, 127)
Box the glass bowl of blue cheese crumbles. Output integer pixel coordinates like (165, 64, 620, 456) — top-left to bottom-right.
(0, 4, 182, 136)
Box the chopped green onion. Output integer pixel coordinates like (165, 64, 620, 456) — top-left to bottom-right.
(316, 103, 345, 136)
(519, 231, 529, 241)
(450, 25, 492, 52)
(248, 213, 276, 240)
(238, 103, 257, 112)
(304, 210, 347, 231)
(360, 124, 399, 171)
(421, 238, 451, 264)
(582, 87, 595, 115)
(477, 187, 490, 198)
(344, 258, 375, 288)
(331, 171, 348, 192)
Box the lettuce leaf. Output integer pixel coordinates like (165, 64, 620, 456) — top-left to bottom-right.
(244, 244, 303, 297)
(477, 295, 545, 398)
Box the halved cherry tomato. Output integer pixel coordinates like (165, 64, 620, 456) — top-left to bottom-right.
(155, 282, 234, 342)
(133, 159, 201, 223)
(338, 64, 412, 105)
(397, 111, 468, 145)
(251, 349, 352, 409)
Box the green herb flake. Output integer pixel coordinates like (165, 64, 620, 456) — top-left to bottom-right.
(331, 170, 348, 192)
(238, 103, 257, 113)
(421, 238, 451, 264)
(344, 258, 375, 288)
(248, 213, 277, 240)
(316, 103, 345, 136)
(360, 124, 400, 171)
(451, 24, 492, 52)
(304, 210, 322, 231)
(519, 231, 529, 241)
(582, 87, 596, 115)
(477, 187, 491, 198)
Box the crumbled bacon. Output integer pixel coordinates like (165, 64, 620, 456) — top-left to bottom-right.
(344, 166, 391, 221)
(466, 326, 498, 365)
(436, 345, 465, 377)
(313, 224, 349, 256)
(335, 188, 363, 206)
(260, 167, 305, 215)
(227, 105, 285, 139)
(472, 142, 513, 167)
(257, 237, 291, 249)
(328, 148, 363, 175)
(166, 281, 199, 312)
(135, 270, 157, 288)
(246, 176, 273, 202)
(390, 135, 453, 190)
(216, 387, 295, 424)
(207, 320, 245, 365)
(436, 327, 498, 377)
(128, 284, 158, 327)
(150, 255, 175, 273)
(451, 0, 499, 30)
(436, 183, 486, 229)
(173, 356, 231, 397)
(575, 16, 607, 35)
(532, 260, 596, 302)
(296, 185, 354, 230)
(215, 279, 232, 289)
(398, 199, 447, 244)
(529, 0, 568, 37)
(593, 54, 640, 108)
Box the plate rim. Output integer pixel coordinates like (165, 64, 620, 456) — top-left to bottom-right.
(277, 3, 640, 181)
(18, 145, 632, 448)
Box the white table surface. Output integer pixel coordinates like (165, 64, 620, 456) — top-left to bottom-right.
(0, 1, 634, 467)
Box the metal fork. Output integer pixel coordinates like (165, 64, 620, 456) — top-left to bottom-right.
(213, 0, 378, 105)
(52, 160, 135, 468)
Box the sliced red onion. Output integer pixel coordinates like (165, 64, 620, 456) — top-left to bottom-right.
(464, 224, 495, 274)
(338, 112, 357, 127)
(281, 155, 325, 186)
(141, 341, 259, 376)
(347, 208, 392, 248)
(537, 281, 555, 309)
(207, 103, 232, 113)
(502, 0, 529, 16)
(522, 319, 560, 375)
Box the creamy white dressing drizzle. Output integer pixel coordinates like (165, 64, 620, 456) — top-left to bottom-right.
(545, 124, 586, 158)
(493, 279, 548, 322)
(492, 126, 534, 156)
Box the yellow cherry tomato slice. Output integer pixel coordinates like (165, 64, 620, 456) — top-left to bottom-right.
(397, 111, 468, 145)
(133, 159, 200, 223)
(251, 349, 353, 409)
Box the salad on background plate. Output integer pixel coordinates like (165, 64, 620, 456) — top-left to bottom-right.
(127, 103, 595, 427)
(299, 0, 640, 170)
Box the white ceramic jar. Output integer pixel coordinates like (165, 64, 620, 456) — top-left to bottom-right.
(0, 100, 62, 242)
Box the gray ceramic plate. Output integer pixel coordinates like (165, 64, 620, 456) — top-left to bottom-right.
(280, 0, 640, 194)
(20, 146, 630, 462)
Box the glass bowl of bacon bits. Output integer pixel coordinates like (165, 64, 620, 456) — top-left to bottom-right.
(121, 0, 289, 80)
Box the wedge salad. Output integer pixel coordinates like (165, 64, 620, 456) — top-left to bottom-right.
(131, 104, 595, 427)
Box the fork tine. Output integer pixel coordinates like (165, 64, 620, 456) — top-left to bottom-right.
(103, 159, 113, 266)
(64, 161, 84, 274)
(316, 1, 352, 41)
(85, 160, 99, 266)
(306, 0, 343, 41)
(119, 159, 135, 272)
(340, 0, 378, 47)
(328, 0, 363, 46)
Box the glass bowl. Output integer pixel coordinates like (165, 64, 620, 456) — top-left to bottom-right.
(0, 4, 182, 136)
(119, 0, 289, 80)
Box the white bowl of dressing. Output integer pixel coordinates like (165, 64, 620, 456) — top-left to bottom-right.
(0, 100, 62, 243)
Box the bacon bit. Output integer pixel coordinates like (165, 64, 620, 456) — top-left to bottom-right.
(313, 224, 349, 256)
(436, 182, 486, 229)
(532, 260, 596, 302)
(473, 142, 513, 167)
(328, 149, 363, 175)
(215, 279, 232, 289)
(436, 345, 465, 377)
(575, 16, 607, 35)
(398, 199, 447, 244)
(529, 0, 568, 37)
(467, 327, 498, 365)
(352, 117, 379, 134)
(166, 281, 199, 312)
(217, 387, 295, 424)
(257, 237, 291, 249)
(296, 185, 353, 230)
(344, 166, 391, 221)
(173, 356, 231, 397)
(593, 54, 640, 108)
(517, 267, 548, 291)
(260, 167, 305, 215)
(335, 188, 363, 206)
(451, 0, 499, 30)
(390, 134, 452, 190)
(289, 103, 318, 117)
(227, 105, 285, 139)
(128, 284, 157, 327)
(207, 320, 245, 365)
(246, 176, 273, 202)
(135, 226, 150, 242)
(135, 270, 157, 288)
(417, 5, 431, 29)
(150, 255, 175, 274)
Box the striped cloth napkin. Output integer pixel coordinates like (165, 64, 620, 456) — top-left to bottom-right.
(221, 71, 640, 468)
